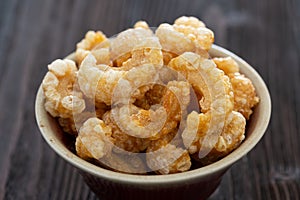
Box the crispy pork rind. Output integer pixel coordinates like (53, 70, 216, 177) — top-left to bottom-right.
(58, 111, 93, 135)
(42, 59, 85, 119)
(158, 81, 191, 137)
(213, 57, 259, 119)
(78, 54, 159, 106)
(76, 31, 109, 65)
(78, 54, 126, 106)
(121, 37, 163, 70)
(146, 125, 191, 175)
(110, 28, 154, 66)
(230, 73, 259, 119)
(201, 111, 246, 164)
(133, 84, 167, 110)
(174, 16, 206, 28)
(182, 111, 246, 164)
(111, 104, 167, 139)
(77, 117, 148, 174)
(103, 111, 150, 153)
(76, 117, 114, 160)
(155, 16, 213, 62)
(168, 52, 234, 114)
(156, 23, 196, 57)
(173, 16, 214, 51)
(111, 80, 190, 141)
(169, 52, 235, 158)
(147, 144, 191, 175)
(133, 20, 150, 29)
(212, 57, 239, 75)
(146, 129, 191, 175)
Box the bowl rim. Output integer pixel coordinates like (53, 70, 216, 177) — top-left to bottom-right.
(35, 44, 271, 185)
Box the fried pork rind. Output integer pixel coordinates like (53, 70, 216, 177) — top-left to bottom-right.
(76, 31, 109, 65)
(168, 52, 234, 114)
(146, 126, 191, 175)
(158, 81, 191, 137)
(133, 20, 150, 29)
(110, 28, 153, 66)
(42, 59, 85, 119)
(103, 111, 150, 153)
(213, 57, 259, 119)
(230, 73, 259, 119)
(174, 16, 206, 28)
(112, 80, 190, 140)
(134, 84, 167, 110)
(155, 16, 213, 63)
(147, 144, 191, 175)
(173, 16, 214, 51)
(156, 23, 196, 57)
(78, 54, 126, 106)
(76, 118, 114, 160)
(122, 37, 163, 70)
(212, 57, 239, 75)
(169, 52, 234, 158)
(182, 111, 245, 163)
(58, 111, 94, 135)
(79, 54, 159, 106)
(111, 104, 167, 139)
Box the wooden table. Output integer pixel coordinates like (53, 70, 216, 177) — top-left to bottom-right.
(0, 0, 299, 199)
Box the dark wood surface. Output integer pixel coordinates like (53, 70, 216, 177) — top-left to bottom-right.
(0, 0, 299, 199)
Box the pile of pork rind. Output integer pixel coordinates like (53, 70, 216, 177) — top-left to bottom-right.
(42, 16, 259, 175)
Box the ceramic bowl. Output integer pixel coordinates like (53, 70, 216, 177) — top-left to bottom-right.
(35, 44, 271, 200)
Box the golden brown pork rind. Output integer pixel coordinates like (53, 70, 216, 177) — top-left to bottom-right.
(42, 59, 85, 119)
(213, 57, 259, 119)
(76, 117, 114, 160)
(76, 31, 109, 65)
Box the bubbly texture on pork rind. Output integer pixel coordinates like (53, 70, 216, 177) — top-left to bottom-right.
(213, 57, 259, 119)
(75, 117, 114, 160)
(76, 31, 109, 65)
(42, 16, 259, 175)
(42, 59, 85, 119)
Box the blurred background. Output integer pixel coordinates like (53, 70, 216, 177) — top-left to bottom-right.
(0, 0, 299, 199)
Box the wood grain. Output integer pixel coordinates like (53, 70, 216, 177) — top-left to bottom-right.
(0, 0, 299, 199)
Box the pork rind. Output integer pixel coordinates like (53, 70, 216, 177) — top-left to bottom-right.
(76, 117, 114, 160)
(230, 73, 259, 119)
(133, 20, 150, 29)
(78, 54, 126, 106)
(42, 59, 85, 119)
(212, 57, 239, 74)
(102, 111, 150, 153)
(155, 16, 213, 62)
(213, 57, 259, 119)
(58, 111, 93, 135)
(122, 37, 163, 70)
(147, 139, 191, 175)
(110, 28, 153, 66)
(173, 16, 214, 51)
(76, 31, 109, 65)
(169, 52, 235, 158)
(182, 111, 246, 164)
(158, 81, 191, 137)
(156, 23, 196, 56)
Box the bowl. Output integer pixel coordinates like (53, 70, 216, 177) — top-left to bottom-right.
(35, 44, 271, 200)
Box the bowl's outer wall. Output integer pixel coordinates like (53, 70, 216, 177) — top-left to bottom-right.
(81, 169, 226, 200)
